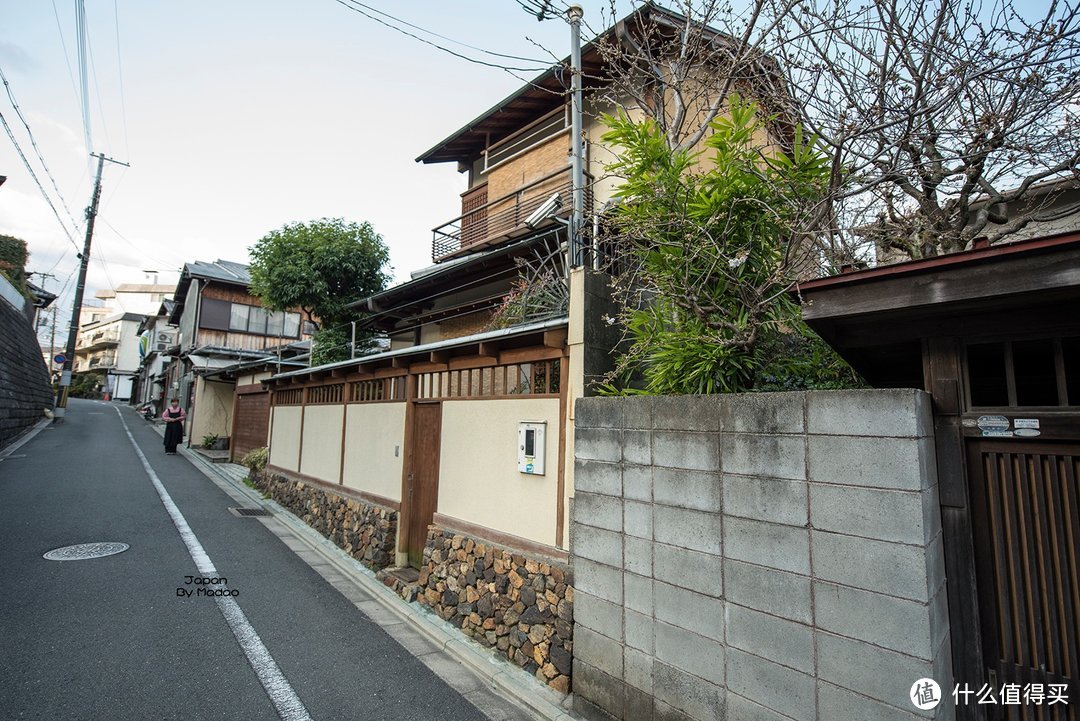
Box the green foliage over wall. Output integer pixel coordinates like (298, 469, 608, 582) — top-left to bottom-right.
(0, 234, 29, 297)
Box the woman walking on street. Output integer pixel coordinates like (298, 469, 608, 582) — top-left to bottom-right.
(162, 397, 186, 454)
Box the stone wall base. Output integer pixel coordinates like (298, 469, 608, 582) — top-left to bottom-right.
(254, 470, 397, 571)
(416, 525, 574, 693)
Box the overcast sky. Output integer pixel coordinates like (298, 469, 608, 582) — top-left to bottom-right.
(0, 0, 634, 341)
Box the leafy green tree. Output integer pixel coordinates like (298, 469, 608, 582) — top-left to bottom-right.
(248, 218, 391, 365)
(600, 96, 859, 395)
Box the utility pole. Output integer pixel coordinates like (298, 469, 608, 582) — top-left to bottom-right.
(54, 152, 129, 421)
(567, 4, 585, 269)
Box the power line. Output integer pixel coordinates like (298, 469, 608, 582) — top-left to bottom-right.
(0, 109, 81, 251)
(0, 65, 83, 233)
(112, 0, 130, 158)
(51, 0, 81, 109)
(330, 0, 551, 73)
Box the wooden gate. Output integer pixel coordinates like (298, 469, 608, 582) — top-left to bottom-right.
(968, 440, 1080, 720)
(231, 389, 270, 462)
(404, 402, 441, 568)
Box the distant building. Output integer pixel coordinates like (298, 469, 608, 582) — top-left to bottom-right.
(72, 283, 174, 401)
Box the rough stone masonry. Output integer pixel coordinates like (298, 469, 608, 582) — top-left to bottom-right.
(0, 279, 53, 449)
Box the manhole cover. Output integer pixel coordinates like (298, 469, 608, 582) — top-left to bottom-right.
(228, 507, 271, 517)
(43, 542, 130, 561)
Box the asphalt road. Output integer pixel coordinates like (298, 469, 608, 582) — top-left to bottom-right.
(0, 398, 496, 721)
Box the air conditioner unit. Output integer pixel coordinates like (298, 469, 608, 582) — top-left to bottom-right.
(156, 332, 172, 343)
(155, 342, 168, 351)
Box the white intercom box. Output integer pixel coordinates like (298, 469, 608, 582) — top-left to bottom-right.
(517, 422, 546, 475)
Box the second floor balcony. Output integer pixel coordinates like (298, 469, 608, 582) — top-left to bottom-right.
(78, 328, 122, 352)
(432, 167, 593, 263)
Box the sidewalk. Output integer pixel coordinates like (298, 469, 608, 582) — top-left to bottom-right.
(138, 407, 577, 721)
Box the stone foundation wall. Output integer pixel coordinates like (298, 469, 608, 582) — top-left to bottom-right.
(416, 525, 574, 693)
(255, 469, 397, 571)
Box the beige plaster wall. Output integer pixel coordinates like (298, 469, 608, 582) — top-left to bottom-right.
(269, 406, 302, 471)
(437, 398, 562, 547)
(191, 378, 234, 444)
(342, 403, 406, 502)
(299, 405, 344, 484)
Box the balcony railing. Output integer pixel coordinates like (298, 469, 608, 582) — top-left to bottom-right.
(432, 167, 593, 263)
(79, 329, 122, 351)
(88, 352, 117, 369)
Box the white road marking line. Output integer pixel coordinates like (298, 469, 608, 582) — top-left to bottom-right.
(114, 408, 313, 721)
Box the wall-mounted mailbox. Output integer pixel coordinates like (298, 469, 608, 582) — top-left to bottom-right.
(518, 422, 546, 475)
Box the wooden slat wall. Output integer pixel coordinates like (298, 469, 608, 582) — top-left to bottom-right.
(232, 392, 270, 460)
(974, 443, 1079, 721)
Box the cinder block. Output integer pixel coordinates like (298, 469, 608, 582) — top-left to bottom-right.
(651, 395, 722, 432)
(625, 646, 654, 693)
(810, 484, 925, 545)
(653, 699, 696, 721)
(655, 621, 725, 686)
(625, 607, 654, 654)
(817, 681, 929, 721)
(625, 572, 653, 615)
(576, 397, 625, 429)
(726, 692, 800, 721)
(814, 581, 934, 659)
(726, 604, 815, 674)
(575, 590, 624, 641)
(816, 630, 936, 710)
(623, 464, 653, 502)
(811, 531, 932, 602)
(624, 536, 653, 577)
(576, 491, 624, 533)
(576, 459, 622, 497)
(653, 543, 723, 598)
(723, 517, 810, 576)
(723, 559, 812, 625)
(654, 467, 722, 512)
(576, 625, 625, 679)
(626, 685, 656, 721)
(806, 389, 930, 438)
(726, 648, 815, 721)
(652, 431, 720, 472)
(722, 433, 806, 480)
(619, 395, 656, 431)
(652, 661, 726, 721)
(720, 392, 806, 435)
(723, 474, 808, 527)
(574, 658, 625, 721)
(624, 430, 652, 465)
(921, 482, 943, 548)
(575, 557, 624, 604)
(574, 525, 624, 568)
(653, 505, 722, 555)
(808, 435, 925, 490)
(624, 500, 653, 540)
(654, 580, 724, 642)
(578, 427, 623, 463)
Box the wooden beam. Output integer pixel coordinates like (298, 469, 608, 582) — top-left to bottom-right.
(544, 328, 568, 349)
(478, 341, 500, 358)
(373, 366, 408, 379)
(430, 350, 449, 364)
(330, 368, 349, 379)
(391, 356, 409, 369)
(499, 346, 563, 364)
(409, 360, 448, 373)
(448, 354, 498, 371)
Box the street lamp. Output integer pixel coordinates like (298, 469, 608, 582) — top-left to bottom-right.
(519, 2, 586, 269)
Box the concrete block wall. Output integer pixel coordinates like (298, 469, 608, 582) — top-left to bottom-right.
(0, 280, 53, 449)
(571, 390, 953, 721)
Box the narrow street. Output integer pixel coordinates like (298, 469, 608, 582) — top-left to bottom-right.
(0, 398, 527, 721)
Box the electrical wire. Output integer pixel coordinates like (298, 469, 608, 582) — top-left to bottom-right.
(0, 66, 83, 233)
(329, 0, 551, 73)
(112, 0, 130, 159)
(51, 0, 81, 110)
(0, 109, 81, 251)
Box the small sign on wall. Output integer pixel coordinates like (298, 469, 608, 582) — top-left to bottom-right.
(518, 422, 546, 475)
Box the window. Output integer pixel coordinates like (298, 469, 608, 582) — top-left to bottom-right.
(229, 304, 250, 332)
(965, 336, 1078, 408)
(225, 301, 301, 338)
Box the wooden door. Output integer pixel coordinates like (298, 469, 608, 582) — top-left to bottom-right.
(968, 440, 1080, 720)
(231, 391, 270, 461)
(406, 402, 441, 568)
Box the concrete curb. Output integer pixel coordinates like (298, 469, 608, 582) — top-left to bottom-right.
(0, 417, 53, 460)
(142, 408, 577, 721)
